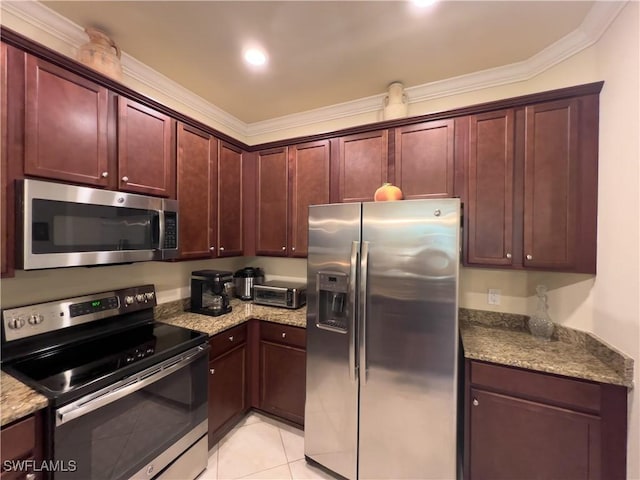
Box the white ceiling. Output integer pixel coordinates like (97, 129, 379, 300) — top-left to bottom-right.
(37, 1, 597, 124)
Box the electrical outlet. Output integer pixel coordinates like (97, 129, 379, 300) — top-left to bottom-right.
(488, 289, 501, 305)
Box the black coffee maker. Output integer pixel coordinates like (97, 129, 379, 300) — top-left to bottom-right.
(191, 270, 233, 317)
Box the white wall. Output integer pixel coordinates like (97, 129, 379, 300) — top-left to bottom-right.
(592, 3, 640, 478)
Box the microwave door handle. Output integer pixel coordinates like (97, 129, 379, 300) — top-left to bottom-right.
(55, 346, 206, 426)
(156, 210, 165, 252)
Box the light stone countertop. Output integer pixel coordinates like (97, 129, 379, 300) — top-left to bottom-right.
(459, 308, 634, 388)
(1, 371, 48, 427)
(155, 298, 307, 336)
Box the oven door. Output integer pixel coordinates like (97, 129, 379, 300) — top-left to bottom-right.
(53, 345, 208, 480)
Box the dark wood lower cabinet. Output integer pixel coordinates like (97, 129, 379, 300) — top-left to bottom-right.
(208, 321, 307, 446)
(0, 412, 43, 480)
(465, 360, 627, 480)
(208, 324, 249, 448)
(258, 323, 306, 426)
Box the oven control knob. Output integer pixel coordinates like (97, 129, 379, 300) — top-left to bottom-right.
(125, 296, 135, 305)
(28, 314, 44, 325)
(7, 317, 25, 329)
(145, 292, 155, 300)
(136, 294, 145, 303)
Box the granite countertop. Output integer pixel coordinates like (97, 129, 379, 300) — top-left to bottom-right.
(459, 308, 634, 388)
(155, 298, 307, 336)
(1, 371, 48, 427)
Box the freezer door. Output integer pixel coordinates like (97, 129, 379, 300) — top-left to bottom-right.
(305, 202, 361, 480)
(358, 199, 460, 480)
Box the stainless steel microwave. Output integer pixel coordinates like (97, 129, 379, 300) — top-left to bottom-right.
(17, 179, 178, 270)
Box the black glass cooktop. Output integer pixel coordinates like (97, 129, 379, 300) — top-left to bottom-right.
(3, 322, 207, 400)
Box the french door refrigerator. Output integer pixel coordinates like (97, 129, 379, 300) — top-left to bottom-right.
(305, 199, 461, 480)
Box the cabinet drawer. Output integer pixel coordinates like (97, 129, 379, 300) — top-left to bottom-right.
(470, 361, 601, 413)
(209, 323, 247, 359)
(0, 416, 35, 462)
(260, 322, 306, 349)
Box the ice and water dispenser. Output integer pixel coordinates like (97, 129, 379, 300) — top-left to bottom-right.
(317, 272, 349, 332)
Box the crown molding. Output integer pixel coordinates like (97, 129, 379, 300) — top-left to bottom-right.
(1, 0, 626, 143)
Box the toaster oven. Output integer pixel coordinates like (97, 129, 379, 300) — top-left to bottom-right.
(253, 282, 306, 309)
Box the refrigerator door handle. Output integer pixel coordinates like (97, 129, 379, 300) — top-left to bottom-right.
(349, 241, 359, 383)
(359, 240, 370, 385)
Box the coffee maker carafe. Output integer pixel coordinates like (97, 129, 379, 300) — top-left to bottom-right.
(191, 270, 233, 316)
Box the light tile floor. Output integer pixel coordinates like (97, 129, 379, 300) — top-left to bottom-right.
(198, 412, 338, 480)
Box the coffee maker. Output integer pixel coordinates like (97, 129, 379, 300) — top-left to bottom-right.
(191, 270, 233, 317)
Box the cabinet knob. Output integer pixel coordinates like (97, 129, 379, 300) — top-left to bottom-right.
(282, 332, 286, 338)
(282, 246, 286, 251)
(121, 176, 129, 183)
(219, 246, 225, 252)
(291, 247, 296, 252)
(209, 246, 216, 252)
(472, 398, 479, 407)
(229, 335, 234, 342)
(210, 368, 215, 375)
(506, 253, 512, 259)
(101, 171, 109, 178)
(526, 254, 533, 260)
(26, 474, 36, 480)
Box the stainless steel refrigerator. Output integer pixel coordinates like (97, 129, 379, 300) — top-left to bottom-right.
(304, 199, 461, 480)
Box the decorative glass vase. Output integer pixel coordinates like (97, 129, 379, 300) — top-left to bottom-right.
(529, 285, 554, 340)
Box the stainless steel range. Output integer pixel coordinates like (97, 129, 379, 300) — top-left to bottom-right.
(1, 285, 209, 480)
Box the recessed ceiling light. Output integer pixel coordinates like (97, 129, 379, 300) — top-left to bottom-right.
(412, 0, 437, 7)
(244, 48, 267, 67)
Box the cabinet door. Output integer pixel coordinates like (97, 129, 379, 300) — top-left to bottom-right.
(394, 119, 454, 199)
(256, 147, 288, 256)
(259, 341, 306, 425)
(176, 123, 217, 260)
(1, 43, 8, 277)
(523, 99, 579, 270)
(289, 140, 330, 257)
(469, 388, 601, 480)
(208, 344, 247, 448)
(338, 130, 388, 202)
(118, 97, 174, 197)
(24, 55, 109, 186)
(466, 110, 515, 266)
(217, 143, 243, 257)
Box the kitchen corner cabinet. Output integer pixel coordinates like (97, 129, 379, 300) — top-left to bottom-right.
(1, 412, 44, 480)
(23, 54, 110, 187)
(465, 360, 627, 480)
(176, 123, 218, 260)
(336, 130, 388, 202)
(257, 322, 306, 426)
(208, 324, 249, 448)
(117, 97, 175, 198)
(394, 119, 455, 199)
(464, 95, 599, 273)
(255, 141, 330, 257)
(217, 142, 244, 257)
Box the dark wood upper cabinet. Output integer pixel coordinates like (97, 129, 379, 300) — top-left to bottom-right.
(118, 97, 175, 198)
(176, 123, 217, 260)
(289, 140, 330, 257)
(337, 130, 388, 202)
(465, 110, 515, 266)
(523, 98, 589, 271)
(24, 55, 109, 187)
(217, 143, 243, 257)
(464, 95, 598, 274)
(394, 119, 455, 199)
(255, 147, 289, 256)
(1, 43, 8, 277)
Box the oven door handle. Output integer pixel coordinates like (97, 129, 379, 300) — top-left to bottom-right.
(55, 345, 207, 427)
